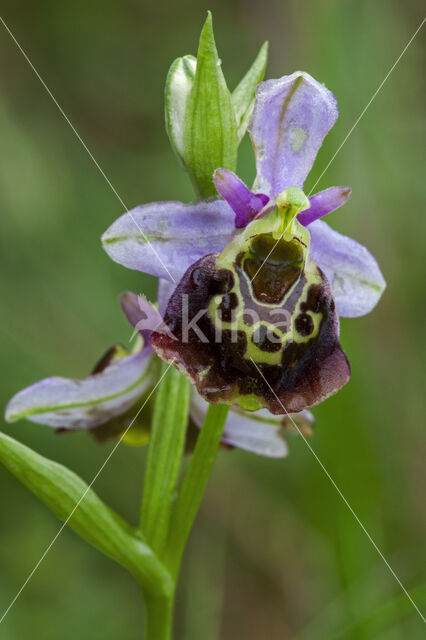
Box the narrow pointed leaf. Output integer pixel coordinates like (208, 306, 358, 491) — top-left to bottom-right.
(140, 364, 190, 555)
(164, 404, 229, 576)
(183, 12, 238, 198)
(232, 41, 268, 140)
(0, 433, 172, 596)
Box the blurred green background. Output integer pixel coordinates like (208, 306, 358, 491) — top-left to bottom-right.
(0, 1, 425, 638)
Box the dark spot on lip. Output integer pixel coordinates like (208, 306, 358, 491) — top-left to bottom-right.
(210, 268, 235, 295)
(281, 339, 300, 368)
(242, 309, 256, 326)
(251, 324, 282, 352)
(295, 313, 314, 336)
(218, 292, 239, 322)
(191, 267, 203, 288)
(220, 330, 249, 371)
(300, 284, 322, 313)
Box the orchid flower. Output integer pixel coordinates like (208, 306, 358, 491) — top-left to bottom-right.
(5, 70, 385, 455)
(102, 72, 385, 415)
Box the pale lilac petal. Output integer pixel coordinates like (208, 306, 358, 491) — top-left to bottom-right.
(298, 186, 351, 226)
(120, 291, 175, 343)
(213, 168, 269, 228)
(102, 200, 235, 282)
(221, 409, 288, 457)
(309, 220, 386, 317)
(189, 392, 288, 458)
(5, 340, 153, 429)
(120, 291, 163, 342)
(250, 72, 338, 196)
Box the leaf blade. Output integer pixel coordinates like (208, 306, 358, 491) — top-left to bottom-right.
(0, 432, 172, 596)
(183, 12, 238, 198)
(164, 403, 229, 576)
(140, 364, 190, 555)
(232, 41, 268, 140)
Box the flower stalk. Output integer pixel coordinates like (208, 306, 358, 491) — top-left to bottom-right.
(140, 393, 229, 638)
(144, 593, 175, 640)
(164, 403, 229, 578)
(140, 363, 191, 554)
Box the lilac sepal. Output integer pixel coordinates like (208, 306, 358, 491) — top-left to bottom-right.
(102, 200, 235, 282)
(5, 340, 153, 430)
(221, 409, 288, 457)
(190, 392, 288, 458)
(298, 186, 352, 227)
(213, 168, 269, 228)
(120, 291, 163, 342)
(250, 71, 338, 196)
(309, 220, 386, 317)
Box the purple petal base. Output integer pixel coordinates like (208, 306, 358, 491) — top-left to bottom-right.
(298, 186, 351, 226)
(214, 168, 269, 228)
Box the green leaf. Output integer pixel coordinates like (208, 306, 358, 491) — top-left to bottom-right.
(183, 12, 238, 199)
(299, 575, 426, 640)
(232, 41, 268, 140)
(164, 54, 196, 167)
(0, 432, 172, 597)
(140, 364, 190, 555)
(164, 403, 229, 577)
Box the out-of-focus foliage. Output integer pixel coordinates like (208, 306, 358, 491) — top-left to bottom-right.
(0, 1, 424, 638)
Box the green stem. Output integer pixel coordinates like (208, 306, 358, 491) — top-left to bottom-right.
(164, 403, 229, 577)
(144, 592, 174, 640)
(139, 376, 229, 638)
(140, 364, 190, 554)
